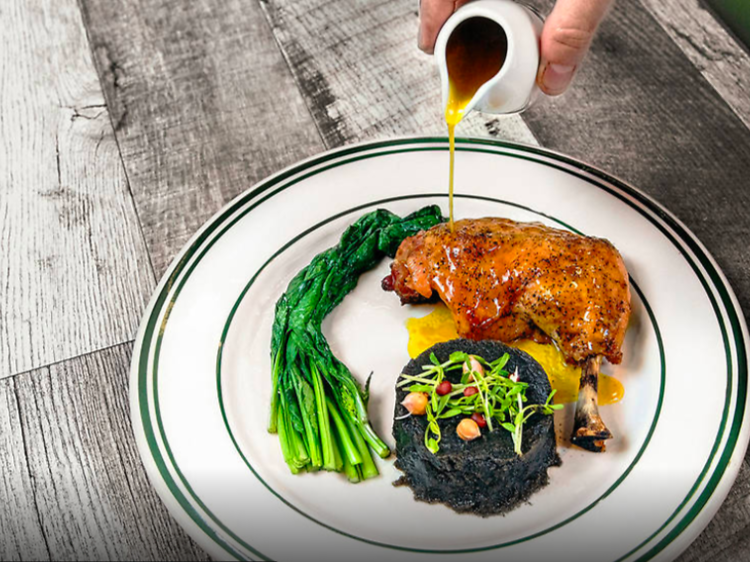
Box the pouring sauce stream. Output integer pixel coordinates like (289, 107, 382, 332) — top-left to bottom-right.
(444, 17, 508, 230)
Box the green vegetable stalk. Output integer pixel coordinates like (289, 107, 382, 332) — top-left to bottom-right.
(268, 206, 444, 481)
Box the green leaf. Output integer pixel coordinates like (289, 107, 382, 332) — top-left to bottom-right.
(491, 354, 510, 371)
(408, 384, 433, 393)
(449, 351, 468, 363)
(507, 385, 523, 398)
(501, 422, 516, 433)
(378, 205, 443, 256)
(438, 408, 464, 418)
(437, 394, 451, 412)
(269, 207, 444, 475)
(363, 371, 373, 404)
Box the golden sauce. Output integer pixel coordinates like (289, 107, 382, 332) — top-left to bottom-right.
(512, 340, 624, 405)
(405, 305, 624, 405)
(444, 18, 508, 230)
(447, 121, 457, 231)
(426, 22, 624, 404)
(405, 305, 458, 359)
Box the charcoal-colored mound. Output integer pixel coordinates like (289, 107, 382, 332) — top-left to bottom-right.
(393, 339, 560, 516)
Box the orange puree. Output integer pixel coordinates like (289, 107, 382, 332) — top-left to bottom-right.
(406, 305, 624, 405)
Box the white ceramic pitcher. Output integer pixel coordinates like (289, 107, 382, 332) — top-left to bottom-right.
(434, 0, 544, 116)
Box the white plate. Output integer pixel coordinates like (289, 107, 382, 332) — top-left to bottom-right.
(130, 138, 750, 561)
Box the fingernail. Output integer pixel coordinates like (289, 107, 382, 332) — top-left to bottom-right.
(542, 64, 575, 95)
(418, 30, 434, 54)
(417, 27, 428, 53)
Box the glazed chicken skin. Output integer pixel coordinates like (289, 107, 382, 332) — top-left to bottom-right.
(385, 218, 631, 364)
(384, 218, 632, 451)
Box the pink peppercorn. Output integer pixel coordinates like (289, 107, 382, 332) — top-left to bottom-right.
(436, 381, 453, 396)
(471, 413, 487, 428)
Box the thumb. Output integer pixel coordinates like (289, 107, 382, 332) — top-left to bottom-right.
(418, 0, 471, 54)
(538, 0, 613, 96)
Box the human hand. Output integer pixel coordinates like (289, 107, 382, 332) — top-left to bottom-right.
(418, 0, 614, 96)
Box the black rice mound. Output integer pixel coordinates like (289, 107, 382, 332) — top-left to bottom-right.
(393, 339, 560, 516)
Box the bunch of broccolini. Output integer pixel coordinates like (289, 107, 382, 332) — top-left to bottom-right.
(268, 206, 444, 481)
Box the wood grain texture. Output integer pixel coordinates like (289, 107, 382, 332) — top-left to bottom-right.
(0, 0, 155, 378)
(257, 0, 538, 146)
(640, 0, 750, 129)
(522, 0, 750, 320)
(0, 378, 50, 561)
(77, 0, 325, 277)
(4, 343, 210, 561)
(32, 1, 750, 561)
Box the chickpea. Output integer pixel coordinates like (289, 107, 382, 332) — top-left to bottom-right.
(401, 392, 428, 416)
(457, 418, 481, 441)
(462, 356, 484, 381)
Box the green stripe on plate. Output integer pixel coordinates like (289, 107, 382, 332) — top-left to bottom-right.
(134, 138, 747, 561)
(215, 193, 666, 554)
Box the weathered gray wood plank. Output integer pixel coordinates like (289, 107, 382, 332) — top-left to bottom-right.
(6, 343, 210, 561)
(0, 0, 155, 378)
(71, 1, 750, 561)
(640, 0, 750, 129)
(77, 0, 326, 277)
(0, 378, 50, 561)
(257, 0, 538, 146)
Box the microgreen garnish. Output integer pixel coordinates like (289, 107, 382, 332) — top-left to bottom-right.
(397, 352, 562, 455)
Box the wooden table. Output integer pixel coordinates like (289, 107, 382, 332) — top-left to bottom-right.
(2, 0, 750, 559)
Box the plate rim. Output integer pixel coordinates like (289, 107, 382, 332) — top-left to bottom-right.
(129, 136, 750, 562)
(215, 193, 666, 554)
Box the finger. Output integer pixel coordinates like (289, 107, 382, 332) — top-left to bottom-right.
(538, 0, 613, 96)
(418, 0, 470, 54)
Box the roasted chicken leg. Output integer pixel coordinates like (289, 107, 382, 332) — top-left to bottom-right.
(383, 218, 631, 451)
